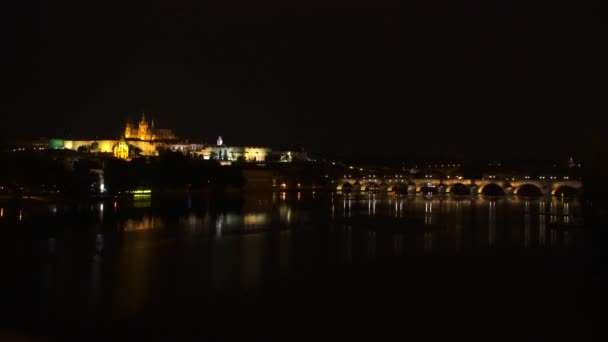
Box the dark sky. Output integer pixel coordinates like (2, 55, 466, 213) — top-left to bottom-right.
(5, 0, 604, 160)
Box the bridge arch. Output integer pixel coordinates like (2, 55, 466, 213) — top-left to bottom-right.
(337, 182, 352, 192)
(392, 182, 409, 194)
(551, 185, 579, 197)
(514, 183, 543, 197)
(479, 183, 506, 196)
(448, 183, 469, 196)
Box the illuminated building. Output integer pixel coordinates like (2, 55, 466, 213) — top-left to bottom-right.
(47, 118, 306, 163)
(113, 138, 129, 159)
(195, 137, 271, 162)
(124, 113, 176, 141)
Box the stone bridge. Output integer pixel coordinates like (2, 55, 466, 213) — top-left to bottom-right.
(336, 177, 582, 196)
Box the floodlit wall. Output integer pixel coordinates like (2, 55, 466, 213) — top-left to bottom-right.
(61, 140, 159, 156)
(62, 140, 116, 153)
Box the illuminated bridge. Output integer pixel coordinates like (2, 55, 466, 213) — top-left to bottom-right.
(336, 177, 582, 196)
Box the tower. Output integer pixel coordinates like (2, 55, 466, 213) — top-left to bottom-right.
(124, 122, 133, 139)
(138, 113, 149, 140)
(217, 136, 223, 146)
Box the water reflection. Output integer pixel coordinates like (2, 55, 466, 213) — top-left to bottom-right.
(539, 208, 546, 247)
(488, 201, 496, 247)
(368, 231, 376, 259)
(524, 201, 531, 248)
(424, 231, 433, 251)
(89, 233, 103, 312)
(123, 216, 164, 232)
(393, 234, 403, 256)
(0, 193, 588, 321)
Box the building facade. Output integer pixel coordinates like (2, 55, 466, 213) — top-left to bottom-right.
(125, 114, 176, 141)
(47, 118, 305, 164)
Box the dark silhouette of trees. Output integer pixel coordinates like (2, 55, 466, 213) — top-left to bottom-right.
(104, 151, 244, 193)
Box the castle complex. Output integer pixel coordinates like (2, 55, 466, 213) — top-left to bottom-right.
(45, 113, 304, 163)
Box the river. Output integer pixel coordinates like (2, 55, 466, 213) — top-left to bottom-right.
(0, 192, 593, 340)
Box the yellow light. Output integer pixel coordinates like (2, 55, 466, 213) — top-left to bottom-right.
(18, 210, 22, 222)
(0, 208, 3, 217)
(129, 189, 152, 194)
(280, 183, 287, 189)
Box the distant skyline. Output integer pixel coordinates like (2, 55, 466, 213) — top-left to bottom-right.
(5, 1, 602, 160)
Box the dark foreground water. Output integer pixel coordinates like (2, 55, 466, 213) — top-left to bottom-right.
(0, 193, 594, 340)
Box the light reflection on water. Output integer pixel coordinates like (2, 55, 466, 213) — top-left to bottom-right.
(0, 193, 589, 320)
(123, 216, 164, 232)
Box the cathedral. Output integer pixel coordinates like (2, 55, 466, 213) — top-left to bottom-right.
(124, 113, 176, 141)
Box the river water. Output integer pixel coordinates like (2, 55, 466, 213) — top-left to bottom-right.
(0, 192, 593, 340)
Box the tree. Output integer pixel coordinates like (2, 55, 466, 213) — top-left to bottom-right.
(128, 144, 143, 157)
(90, 141, 99, 151)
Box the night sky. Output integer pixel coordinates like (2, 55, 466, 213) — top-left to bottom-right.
(5, 0, 604, 160)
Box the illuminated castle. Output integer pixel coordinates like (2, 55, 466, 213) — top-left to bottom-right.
(124, 113, 176, 141)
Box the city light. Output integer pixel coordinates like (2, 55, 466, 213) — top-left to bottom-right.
(129, 189, 152, 194)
